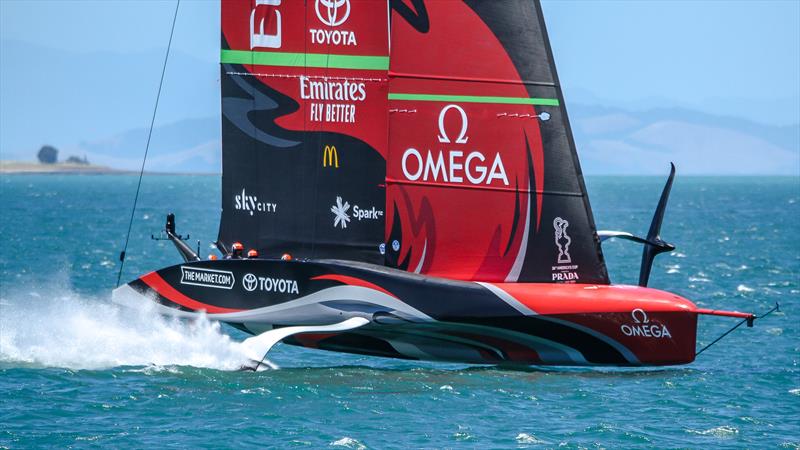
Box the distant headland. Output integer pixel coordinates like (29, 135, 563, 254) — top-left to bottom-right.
(1, 145, 129, 174)
(0, 160, 131, 174)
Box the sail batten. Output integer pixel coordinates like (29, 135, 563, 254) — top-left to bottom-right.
(221, 49, 390, 70)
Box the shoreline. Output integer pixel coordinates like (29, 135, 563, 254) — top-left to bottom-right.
(0, 161, 218, 176)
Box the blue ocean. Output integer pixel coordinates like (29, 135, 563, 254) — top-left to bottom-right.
(1, 174, 797, 448)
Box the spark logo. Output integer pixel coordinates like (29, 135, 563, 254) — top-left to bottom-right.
(330, 196, 383, 229)
(331, 196, 350, 229)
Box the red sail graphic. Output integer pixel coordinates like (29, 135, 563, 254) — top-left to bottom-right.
(385, 0, 608, 284)
(387, 1, 542, 281)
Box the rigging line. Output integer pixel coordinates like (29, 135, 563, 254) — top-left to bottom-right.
(116, 0, 181, 288)
(695, 302, 780, 357)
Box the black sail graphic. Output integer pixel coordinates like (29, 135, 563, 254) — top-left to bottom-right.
(477, 0, 610, 284)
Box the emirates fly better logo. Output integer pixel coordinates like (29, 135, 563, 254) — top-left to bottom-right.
(315, 0, 350, 26)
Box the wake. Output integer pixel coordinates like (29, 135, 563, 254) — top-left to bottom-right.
(0, 288, 257, 371)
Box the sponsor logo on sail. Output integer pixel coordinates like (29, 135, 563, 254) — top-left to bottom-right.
(301, 76, 364, 124)
(323, 145, 339, 168)
(331, 196, 383, 229)
(401, 104, 509, 186)
(331, 196, 350, 229)
(180, 267, 235, 290)
(308, 0, 358, 45)
(242, 273, 299, 294)
(250, 0, 282, 49)
(551, 217, 579, 282)
(234, 188, 277, 216)
(554, 217, 572, 264)
(620, 309, 673, 339)
(311, 0, 357, 46)
(315, 0, 350, 26)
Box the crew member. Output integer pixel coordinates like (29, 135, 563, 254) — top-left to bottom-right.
(230, 242, 244, 259)
(247, 249, 259, 259)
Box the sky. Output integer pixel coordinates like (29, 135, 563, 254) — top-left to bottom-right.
(0, 0, 798, 173)
(2, 0, 797, 118)
(543, 0, 800, 119)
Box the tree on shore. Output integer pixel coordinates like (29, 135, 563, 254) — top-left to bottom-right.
(37, 145, 58, 164)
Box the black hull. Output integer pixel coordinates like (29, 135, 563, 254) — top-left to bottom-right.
(113, 258, 708, 366)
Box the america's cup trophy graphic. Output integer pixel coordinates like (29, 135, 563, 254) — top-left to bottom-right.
(554, 217, 572, 264)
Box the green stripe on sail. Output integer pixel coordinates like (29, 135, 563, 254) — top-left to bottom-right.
(388, 93, 560, 106)
(220, 49, 389, 71)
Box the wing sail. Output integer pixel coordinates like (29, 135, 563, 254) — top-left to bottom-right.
(218, 0, 390, 263)
(385, 0, 609, 283)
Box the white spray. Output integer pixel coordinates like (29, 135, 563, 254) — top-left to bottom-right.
(0, 288, 262, 371)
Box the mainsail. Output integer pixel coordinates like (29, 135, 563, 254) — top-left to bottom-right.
(218, 0, 390, 264)
(218, 0, 609, 284)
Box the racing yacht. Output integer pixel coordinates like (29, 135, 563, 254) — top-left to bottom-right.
(113, 0, 764, 368)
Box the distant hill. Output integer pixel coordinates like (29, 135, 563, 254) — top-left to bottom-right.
(570, 105, 800, 175)
(50, 104, 797, 175)
(1, 38, 796, 175)
(74, 117, 220, 173)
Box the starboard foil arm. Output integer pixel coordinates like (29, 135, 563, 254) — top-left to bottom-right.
(597, 231, 647, 244)
(239, 317, 370, 371)
(598, 164, 676, 287)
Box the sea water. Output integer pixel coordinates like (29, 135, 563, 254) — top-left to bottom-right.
(1, 174, 798, 448)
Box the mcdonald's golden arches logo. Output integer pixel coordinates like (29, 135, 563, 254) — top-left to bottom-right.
(323, 145, 339, 168)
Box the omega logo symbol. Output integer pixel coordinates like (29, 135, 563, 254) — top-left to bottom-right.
(631, 308, 649, 324)
(242, 273, 258, 292)
(437, 104, 469, 144)
(315, 0, 350, 27)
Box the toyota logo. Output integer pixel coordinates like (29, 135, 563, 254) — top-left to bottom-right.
(315, 0, 350, 27)
(242, 273, 258, 292)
